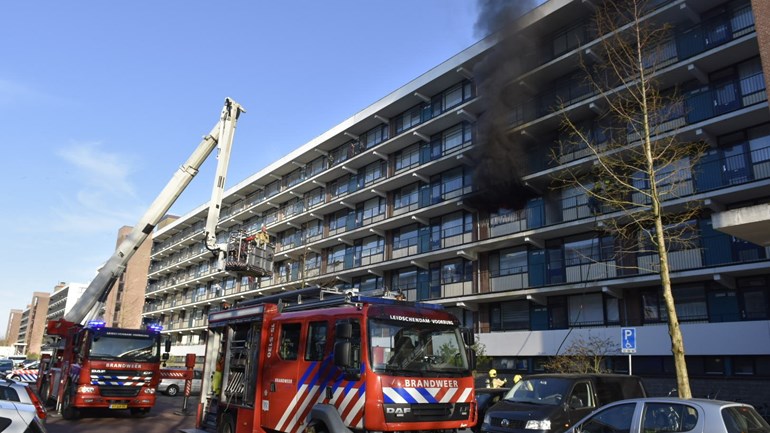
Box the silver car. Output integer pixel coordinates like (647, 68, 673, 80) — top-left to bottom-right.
(157, 370, 203, 396)
(566, 397, 770, 433)
(0, 399, 46, 433)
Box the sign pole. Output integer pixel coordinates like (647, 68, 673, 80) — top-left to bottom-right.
(621, 327, 636, 376)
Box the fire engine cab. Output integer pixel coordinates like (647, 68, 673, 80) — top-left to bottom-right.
(192, 287, 477, 433)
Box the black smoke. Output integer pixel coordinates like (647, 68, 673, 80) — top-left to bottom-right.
(467, 0, 541, 212)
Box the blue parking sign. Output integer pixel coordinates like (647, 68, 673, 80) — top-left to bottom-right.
(621, 327, 636, 353)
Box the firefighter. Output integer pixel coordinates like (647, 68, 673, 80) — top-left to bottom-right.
(487, 369, 508, 388)
(256, 226, 270, 246)
(212, 351, 225, 395)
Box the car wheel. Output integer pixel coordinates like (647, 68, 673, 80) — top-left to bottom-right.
(166, 385, 179, 396)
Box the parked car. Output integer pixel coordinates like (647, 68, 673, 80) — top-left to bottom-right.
(0, 399, 46, 433)
(157, 369, 203, 396)
(475, 388, 510, 433)
(0, 360, 14, 376)
(564, 397, 770, 433)
(0, 378, 47, 424)
(481, 374, 647, 433)
(6, 361, 39, 383)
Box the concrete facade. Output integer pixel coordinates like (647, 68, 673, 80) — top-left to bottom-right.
(4, 309, 22, 349)
(16, 292, 49, 356)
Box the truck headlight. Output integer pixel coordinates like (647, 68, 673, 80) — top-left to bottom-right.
(525, 420, 551, 430)
(143, 387, 156, 394)
(78, 386, 95, 394)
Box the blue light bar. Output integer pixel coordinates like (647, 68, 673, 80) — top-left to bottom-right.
(86, 320, 106, 329)
(147, 323, 163, 333)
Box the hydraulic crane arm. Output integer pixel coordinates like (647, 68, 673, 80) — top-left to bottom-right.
(63, 98, 245, 324)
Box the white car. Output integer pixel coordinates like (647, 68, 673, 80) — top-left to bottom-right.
(0, 399, 46, 433)
(157, 369, 203, 396)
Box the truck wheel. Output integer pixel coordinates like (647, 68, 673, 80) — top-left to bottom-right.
(61, 384, 80, 420)
(166, 385, 179, 396)
(39, 380, 51, 406)
(218, 413, 235, 433)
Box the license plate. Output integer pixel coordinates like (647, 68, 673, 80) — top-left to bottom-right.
(109, 404, 128, 409)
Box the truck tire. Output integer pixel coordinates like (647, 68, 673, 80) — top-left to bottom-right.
(61, 384, 80, 420)
(218, 413, 235, 433)
(166, 385, 179, 396)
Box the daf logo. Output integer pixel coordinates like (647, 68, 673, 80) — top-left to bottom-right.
(501, 419, 510, 427)
(386, 407, 411, 415)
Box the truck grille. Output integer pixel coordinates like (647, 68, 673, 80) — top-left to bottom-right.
(99, 386, 141, 397)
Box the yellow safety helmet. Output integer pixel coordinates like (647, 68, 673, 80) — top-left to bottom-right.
(489, 369, 497, 378)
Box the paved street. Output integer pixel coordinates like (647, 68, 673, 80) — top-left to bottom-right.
(44, 395, 477, 433)
(46, 395, 198, 433)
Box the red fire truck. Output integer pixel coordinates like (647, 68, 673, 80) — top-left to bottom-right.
(38, 319, 168, 418)
(35, 98, 273, 419)
(191, 287, 477, 433)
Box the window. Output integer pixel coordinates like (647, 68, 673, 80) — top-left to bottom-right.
(441, 211, 472, 239)
(395, 104, 425, 134)
(279, 323, 302, 360)
(363, 161, 385, 186)
(329, 175, 350, 197)
(326, 245, 346, 269)
(361, 197, 385, 223)
(552, 23, 585, 58)
(363, 124, 389, 149)
(392, 267, 418, 292)
(579, 403, 635, 433)
(361, 235, 384, 258)
(394, 183, 419, 211)
(305, 219, 323, 241)
(393, 225, 419, 250)
(568, 293, 606, 326)
(492, 247, 528, 277)
(642, 403, 698, 433)
(722, 406, 768, 433)
(306, 155, 327, 177)
(490, 300, 530, 331)
(304, 253, 321, 272)
(330, 209, 349, 232)
(305, 321, 328, 361)
(306, 187, 325, 208)
(395, 143, 421, 172)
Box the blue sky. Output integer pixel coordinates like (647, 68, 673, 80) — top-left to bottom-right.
(0, 1, 487, 337)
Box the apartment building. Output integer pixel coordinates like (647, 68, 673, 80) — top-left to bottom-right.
(15, 292, 50, 356)
(143, 0, 770, 402)
(4, 310, 22, 351)
(45, 282, 87, 322)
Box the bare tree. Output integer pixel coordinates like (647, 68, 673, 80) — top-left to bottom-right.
(553, 0, 708, 398)
(543, 335, 617, 374)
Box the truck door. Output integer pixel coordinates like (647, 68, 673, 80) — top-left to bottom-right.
(263, 322, 303, 431)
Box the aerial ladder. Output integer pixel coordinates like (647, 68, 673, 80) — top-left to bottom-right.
(38, 98, 273, 419)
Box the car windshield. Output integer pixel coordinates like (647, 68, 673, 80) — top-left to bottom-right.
(90, 332, 160, 361)
(368, 318, 470, 377)
(0, 361, 13, 370)
(504, 378, 572, 406)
